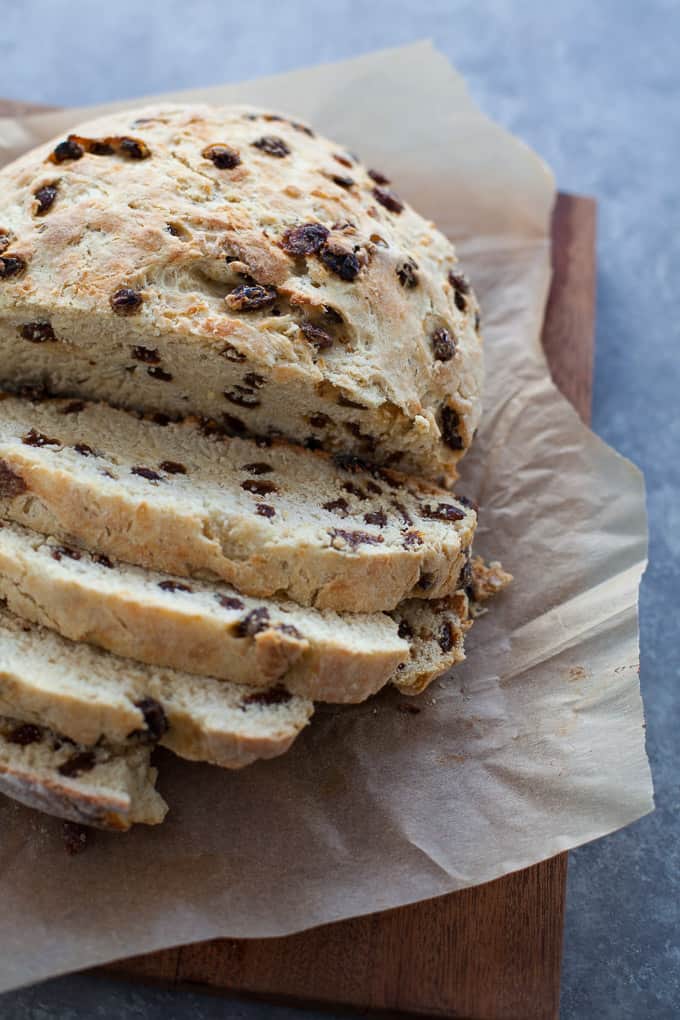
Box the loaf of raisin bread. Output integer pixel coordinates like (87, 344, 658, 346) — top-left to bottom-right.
(0, 716, 167, 829)
(0, 607, 313, 767)
(0, 104, 483, 485)
(0, 394, 476, 612)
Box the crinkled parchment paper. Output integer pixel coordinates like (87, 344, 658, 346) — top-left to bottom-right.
(0, 42, 652, 992)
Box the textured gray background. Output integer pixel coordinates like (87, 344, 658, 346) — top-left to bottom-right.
(0, 1, 678, 1017)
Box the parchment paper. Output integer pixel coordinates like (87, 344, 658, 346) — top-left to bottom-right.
(0, 42, 653, 993)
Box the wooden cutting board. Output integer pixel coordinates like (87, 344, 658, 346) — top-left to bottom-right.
(0, 97, 596, 1020)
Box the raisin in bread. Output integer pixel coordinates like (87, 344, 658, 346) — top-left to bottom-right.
(0, 607, 313, 768)
(0, 716, 167, 829)
(0, 394, 476, 612)
(0, 104, 483, 485)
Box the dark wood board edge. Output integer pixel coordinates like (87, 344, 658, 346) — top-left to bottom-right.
(0, 97, 595, 1020)
(118, 855, 569, 1020)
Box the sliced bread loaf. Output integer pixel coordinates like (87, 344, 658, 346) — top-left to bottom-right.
(0, 103, 483, 485)
(0, 607, 313, 768)
(0, 716, 167, 829)
(0, 393, 476, 612)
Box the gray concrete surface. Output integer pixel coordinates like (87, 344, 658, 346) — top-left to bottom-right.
(0, 1, 678, 1017)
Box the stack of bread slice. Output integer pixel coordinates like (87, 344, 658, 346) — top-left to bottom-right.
(0, 105, 509, 831)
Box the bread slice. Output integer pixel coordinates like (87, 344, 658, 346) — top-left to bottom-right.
(0, 716, 167, 830)
(392, 556, 512, 694)
(0, 607, 313, 767)
(0, 518, 477, 702)
(0, 393, 476, 612)
(0, 519, 407, 703)
(391, 592, 471, 695)
(0, 103, 483, 485)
